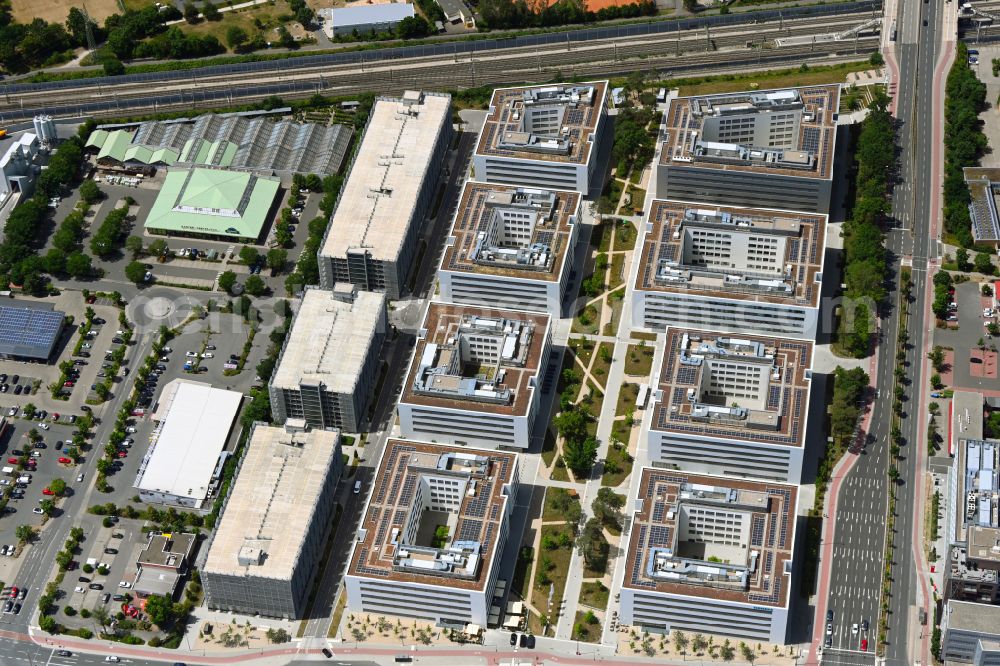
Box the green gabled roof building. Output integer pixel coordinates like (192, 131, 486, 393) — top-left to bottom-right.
(145, 168, 280, 242)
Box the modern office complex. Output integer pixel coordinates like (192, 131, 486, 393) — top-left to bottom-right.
(270, 285, 387, 433)
(964, 167, 1000, 245)
(632, 201, 825, 339)
(203, 423, 343, 619)
(437, 182, 581, 314)
(86, 112, 353, 175)
(620, 468, 797, 643)
(473, 82, 609, 193)
(318, 91, 452, 299)
(345, 439, 518, 625)
(397, 303, 551, 450)
(656, 86, 839, 214)
(946, 434, 1000, 605)
(144, 167, 281, 242)
(647, 329, 812, 483)
(943, 601, 1000, 665)
(135, 382, 243, 510)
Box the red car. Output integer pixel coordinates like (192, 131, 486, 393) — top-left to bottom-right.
(42, 488, 54, 496)
(62, 381, 74, 388)
(58, 457, 71, 464)
(861, 639, 868, 651)
(6, 457, 18, 464)
(117, 451, 127, 458)
(51, 413, 59, 421)
(9, 587, 17, 598)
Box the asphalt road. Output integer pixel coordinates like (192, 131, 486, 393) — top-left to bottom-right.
(823, 0, 938, 664)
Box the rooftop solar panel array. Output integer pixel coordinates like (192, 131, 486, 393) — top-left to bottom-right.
(0, 306, 64, 360)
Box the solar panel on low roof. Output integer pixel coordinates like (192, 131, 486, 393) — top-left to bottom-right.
(0, 306, 64, 360)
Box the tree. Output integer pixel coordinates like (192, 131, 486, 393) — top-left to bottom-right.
(226, 25, 248, 49)
(244, 274, 266, 297)
(48, 478, 67, 496)
(975, 251, 995, 275)
(15, 525, 36, 544)
(576, 518, 609, 571)
(148, 238, 169, 258)
(720, 639, 735, 661)
(183, 1, 200, 22)
(295, 5, 315, 27)
(43, 248, 66, 275)
(673, 630, 689, 655)
(102, 57, 125, 76)
(40, 499, 56, 516)
(928, 346, 945, 372)
(79, 179, 102, 205)
(739, 642, 756, 664)
(202, 0, 221, 20)
(554, 410, 589, 443)
(125, 236, 144, 259)
(592, 487, 625, 529)
(91, 604, 111, 630)
(869, 50, 884, 66)
(563, 436, 598, 477)
(956, 247, 971, 271)
(65, 252, 93, 278)
(266, 248, 287, 273)
(691, 633, 707, 653)
(143, 594, 175, 627)
(218, 270, 237, 294)
(124, 261, 148, 285)
(239, 246, 260, 266)
(277, 25, 296, 48)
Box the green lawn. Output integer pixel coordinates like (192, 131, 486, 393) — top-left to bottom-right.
(675, 61, 872, 97)
(611, 420, 633, 450)
(579, 581, 610, 610)
(616, 382, 640, 417)
(609, 253, 626, 290)
(551, 457, 570, 482)
(572, 609, 603, 642)
(581, 380, 605, 419)
(591, 342, 614, 387)
(571, 303, 602, 334)
(543, 488, 581, 522)
(569, 337, 595, 367)
(624, 343, 655, 377)
(631, 331, 657, 342)
(532, 525, 576, 619)
(615, 221, 637, 249)
(601, 443, 634, 488)
(541, 427, 557, 467)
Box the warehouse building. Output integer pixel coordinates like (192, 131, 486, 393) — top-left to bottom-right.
(318, 91, 452, 299)
(144, 167, 281, 242)
(964, 168, 1000, 246)
(86, 112, 353, 176)
(632, 201, 825, 339)
(656, 86, 839, 214)
(943, 601, 1000, 665)
(269, 285, 387, 433)
(472, 82, 608, 193)
(647, 329, 813, 484)
(345, 439, 518, 625)
(620, 468, 798, 644)
(438, 182, 581, 314)
(203, 423, 343, 619)
(397, 303, 550, 450)
(324, 3, 416, 37)
(0, 302, 66, 362)
(134, 381, 243, 510)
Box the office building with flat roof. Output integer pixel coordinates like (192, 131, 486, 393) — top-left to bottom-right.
(203, 423, 343, 619)
(964, 168, 1000, 246)
(438, 182, 581, 314)
(632, 201, 825, 339)
(318, 91, 452, 299)
(657, 86, 839, 214)
(397, 303, 551, 450)
(947, 432, 1000, 605)
(620, 468, 798, 644)
(133, 533, 197, 600)
(647, 329, 813, 483)
(270, 285, 386, 433)
(345, 439, 518, 625)
(134, 382, 243, 510)
(473, 82, 609, 193)
(0, 302, 66, 362)
(944, 601, 1000, 665)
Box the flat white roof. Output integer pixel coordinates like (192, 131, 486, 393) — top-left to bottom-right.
(203, 424, 340, 580)
(320, 92, 451, 263)
(135, 381, 243, 503)
(271, 288, 385, 393)
(331, 3, 414, 27)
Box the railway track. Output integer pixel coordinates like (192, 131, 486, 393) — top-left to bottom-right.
(0, 9, 880, 121)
